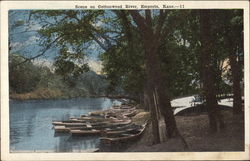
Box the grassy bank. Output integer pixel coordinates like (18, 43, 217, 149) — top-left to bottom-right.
(10, 88, 64, 100)
(10, 89, 133, 101)
(10, 88, 111, 101)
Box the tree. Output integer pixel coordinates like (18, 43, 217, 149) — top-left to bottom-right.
(9, 53, 41, 93)
(200, 10, 224, 132)
(30, 10, 180, 142)
(15, 9, 243, 142)
(100, 11, 146, 104)
(53, 47, 89, 85)
(159, 11, 201, 98)
(127, 10, 179, 141)
(77, 71, 108, 96)
(223, 10, 244, 114)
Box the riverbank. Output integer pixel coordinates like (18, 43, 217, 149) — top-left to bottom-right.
(10, 88, 63, 100)
(10, 88, 110, 101)
(10, 88, 135, 102)
(123, 109, 244, 152)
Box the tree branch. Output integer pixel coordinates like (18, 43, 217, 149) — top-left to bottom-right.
(13, 36, 61, 67)
(114, 10, 132, 40)
(90, 33, 109, 51)
(128, 10, 149, 36)
(74, 14, 112, 51)
(145, 10, 152, 28)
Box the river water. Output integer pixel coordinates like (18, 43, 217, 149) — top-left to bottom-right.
(10, 97, 121, 152)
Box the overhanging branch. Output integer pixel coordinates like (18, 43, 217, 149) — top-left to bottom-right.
(13, 36, 61, 67)
(128, 10, 150, 36)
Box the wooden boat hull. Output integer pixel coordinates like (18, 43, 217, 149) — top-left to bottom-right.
(66, 121, 133, 132)
(52, 120, 87, 125)
(54, 126, 70, 132)
(100, 123, 147, 144)
(52, 105, 140, 137)
(52, 122, 87, 127)
(70, 129, 101, 136)
(123, 110, 137, 117)
(103, 127, 142, 138)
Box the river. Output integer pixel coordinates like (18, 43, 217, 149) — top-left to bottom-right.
(10, 97, 121, 152)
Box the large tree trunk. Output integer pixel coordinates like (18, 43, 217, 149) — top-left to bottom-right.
(222, 11, 243, 115)
(128, 10, 178, 142)
(145, 86, 161, 144)
(144, 35, 178, 138)
(143, 87, 150, 111)
(229, 47, 243, 114)
(200, 10, 224, 132)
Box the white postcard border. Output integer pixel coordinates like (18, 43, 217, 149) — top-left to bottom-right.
(1, 1, 249, 160)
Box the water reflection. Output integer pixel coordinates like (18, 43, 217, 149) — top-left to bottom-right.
(10, 97, 120, 152)
(56, 136, 100, 152)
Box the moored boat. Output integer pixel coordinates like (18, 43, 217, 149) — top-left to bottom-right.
(100, 123, 147, 144)
(52, 121, 88, 126)
(123, 109, 137, 117)
(70, 129, 101, 136)
(67, 120, 133, 133)
(103, 126, 142, 137)
(52, 104, 141, 138)
(54, 125, 70, 132)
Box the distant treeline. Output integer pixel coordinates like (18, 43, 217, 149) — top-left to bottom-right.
(9, 53, 109, 100)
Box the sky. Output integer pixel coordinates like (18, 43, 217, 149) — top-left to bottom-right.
(9, 10, 104, 74)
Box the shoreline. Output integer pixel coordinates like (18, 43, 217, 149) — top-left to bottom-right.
(9, 99, 243, 152)
(9, 95, 127, 101)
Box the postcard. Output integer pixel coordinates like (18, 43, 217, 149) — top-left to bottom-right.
(1, 1, 249, 160)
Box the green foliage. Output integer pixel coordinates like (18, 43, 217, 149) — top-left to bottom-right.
(165, 10, 243, 97)
(100, 24, 145, 96)
(9, 54, 66, 95)
(76, 71, 108, 96)
(33, 10, 110, 48)
(53, 47, 89, 88)
(9, 54, 41, 93)
(102, 10, 202, 98)
(13, 9, 243, 100)
(9, 53, 108, 99)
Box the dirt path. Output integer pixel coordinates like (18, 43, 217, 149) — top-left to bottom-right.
(124, 110, 244, 152)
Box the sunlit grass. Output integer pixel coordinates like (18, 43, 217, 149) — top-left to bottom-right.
(10, 88, 63, 100)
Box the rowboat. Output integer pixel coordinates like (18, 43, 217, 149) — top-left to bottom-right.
(67, 120, 133, 133)
(68, 118, 92, 122)
(123, 109, 137, 117)
(103, 123, 139, 132)
(89, 119, 131, 128)
(100, 123, 147, 144)
(107, 119, 132, 126)
(69, 125, 138, 137)
(103, 126, 142, 137)
(70, 129, 101, 136)
(52, 119, 88, 124)
(80, 114, 88, 117)
(54, 125, 70, 132)
(88, 110, 106, 117)
(120, 105, 134, 109)
(112, 105, 121, 109)
(71, 117, 120, 123)
(52, 120, 113, 127)
(52, 121, 88, 127)
(52, 104, 139, 137)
